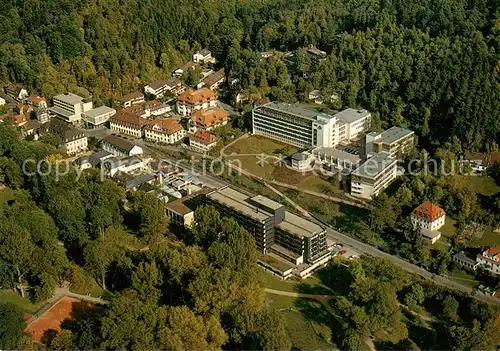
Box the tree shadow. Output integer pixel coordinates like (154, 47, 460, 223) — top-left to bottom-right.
(315, 264, 353, 296)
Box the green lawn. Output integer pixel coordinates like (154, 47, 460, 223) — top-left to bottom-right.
(447, 268, 479, 289)
(261, 270, 334, 295)
(266, 294, 337, 350)
(469, 226, 500, 247)
(226, 155, 276, 179)
(468, 176, 500, 196)
(225, 135, 299, 156)
(0, 290, 45, 314)
(0, 187, 16, 207)
(439, 217, 458, 238)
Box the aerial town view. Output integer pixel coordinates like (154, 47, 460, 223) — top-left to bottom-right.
(0, 0, 499, 350)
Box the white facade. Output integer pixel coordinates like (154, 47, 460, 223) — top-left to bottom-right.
(144, 122, 185, 144)
(411, 213, 445, 232)
(65, 136, 88, 155)
(252, 102, 338, 148)
(0, 97, 5, 106)
(336, 108, 371, 144)
(350, 153, 397, 199)
(82, 106, 116, 127)
(190, 137, 216, 153)
(176, 99, 217, 117)
(50, 93, 93, 124)
(109, 120, 143, 138)
(36, 109, 50, 124)
(193, 50, 214, 64)
(477, 248, 500, 275)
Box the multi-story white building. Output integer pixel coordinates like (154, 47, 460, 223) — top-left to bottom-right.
(115, 92, 145, 107)
(477, 247, 500, 275)
(101, 135, 143, 157)
(192, 49, 215, 64)
(411, 202, 446, 232)
(144, 78, 183, 98)
(252, 102, 339, 148)
(350, 153, 397, 199)
(27, 96, 47, 109)
(197, 69, 225, 90)
(336, 108, 371, 144)
(144, 119, 185, 144)
(36, 108, 50, 124)
(48, 119, 88, 155)
(109, 110, 147, 138)
(366, 127, 415, 159)
(189, 130, 217, 153)
(82, 106, 116, 128)
(176, 88, 217, 116)
(49, 93, 93, 124)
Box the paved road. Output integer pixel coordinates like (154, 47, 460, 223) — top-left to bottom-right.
(324, 227, 499, 305)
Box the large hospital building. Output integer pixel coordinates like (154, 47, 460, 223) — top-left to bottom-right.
(252, 102, 371, 148)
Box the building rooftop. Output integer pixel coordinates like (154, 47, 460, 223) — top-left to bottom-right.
(422, 229, 441, 240)
(256, 102, 335, 124)
(351, 153, 397, 179)
(53, 92, 85, 105)
(145, 118, 183, 135)
(177, 88, 216, 104)
(102, 135, 139, 153)
(250, 195, 284, 211)
(313, 147, 361, 164)
(190, 107, 228, 128)
(277, 211, 324, 238)
(291, 152, 309, 161)
(376, 126, 414, 145)
(453, 251, 477, 266)
(111, 110, 148, 127)
(335, 108, 370, 124)
(202, 69, 225, 87)
(412, 202, 446, 222)
(116, 91, 144, 102)
(166, 200, 193, 216)
(207, 187, 273, 222)
(83, 105, 116, 118)
(191, 130, 217, 145)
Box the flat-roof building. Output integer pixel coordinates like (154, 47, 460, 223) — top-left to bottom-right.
(350, 153, 398, 199)
(366, 127, 415, 159)
(82, 106, 116, 128)
(49, 92, 93, 124)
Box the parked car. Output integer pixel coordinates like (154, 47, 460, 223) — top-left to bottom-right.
(339, 250, 347, 255)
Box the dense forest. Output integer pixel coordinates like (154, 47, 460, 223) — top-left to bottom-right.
(0, 0, 499, 149)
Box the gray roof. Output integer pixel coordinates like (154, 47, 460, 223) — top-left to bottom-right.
(351, 153, 397, 178)
(102, 135, 139, 153)
(291, 152, 309, 161)
(453, 251, 478, 266)
(335, 108, 370, 124)
(376, 127, 414, 145)
(256, 102, 335, 123)
(126, 174, 156, 191)
(277, 211, 325, 238)
(313, 147, 361, 164)
(83, 105, 115, 118)
(53, 92, 85, 105)
(250, 195, 284, 211)
(207, 187, 273, 222)
(48, 106, 74, 118)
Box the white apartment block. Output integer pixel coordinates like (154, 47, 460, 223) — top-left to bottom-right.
(350, 153, 397, 199)
(49, 93, 93, 124)
(477, 247, 500, 275)
(366, 127, 415, 159)
(411, 202, 446, 232)
(144, 119, 185, 144)
(252, 102, 339, 148)
(192, 49, 215, 64)
(336, 108, 371, 144)
(82, 106, 116, 128)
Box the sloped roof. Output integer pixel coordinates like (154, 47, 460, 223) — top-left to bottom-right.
(191, 130, 217, 145)
(177, 88, 216, 104)
(102, 135, 138, 153)
(412, 202, 446, 222)
(189, 107, 228, 128)
(145, 118, 183, 135)
(111, 110, 147, 127)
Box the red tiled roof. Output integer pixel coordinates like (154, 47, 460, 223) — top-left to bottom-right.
(145, 118, 183, 135)
(190, 108, 228, 129)
(484, 247, 500, 258)
(177, 88, 216, 105)
(191, 130, 217, 146)
(111, 110, 147, 127)
(464, 151, 500, 166)
(116, 91, 144, 102)
(27, 96, 46, 105)
(412, 202, 446, 222)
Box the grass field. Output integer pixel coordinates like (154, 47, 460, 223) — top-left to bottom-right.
(468, 176, 500, 196)
(266, 294, 337, 350)
(0, 290, 45, 314)
(261, 271, 334, 295)
(447, 268, 479, 288)
(225, 135, 299, 156)
(469, 226, 500, 247)
(439, 217, 458, 238)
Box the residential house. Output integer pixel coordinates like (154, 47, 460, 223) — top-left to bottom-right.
(366, 127, 415, 159)
(87, 150, 114, 167)
(27, 96, 47, 109)
(47, 119, 88, 155)
(306, 46, 327, 62)
(197, 69, 225, 90)
(308, 90, 324, 104)
(101, 134, 143, 157)
(461, 151, 500, 173)
(290, 152, 312, 170)
(411, 202, 446, 232)
(82, 106, 116, 128)
(173, 62, 196, 78)
(17, 103, 33, 116)
(192, 49, 215, 64)
(189, 130, 217, 153)
(4, 85, 28, 101)
(453, 252, 479, 270)
(36, 108, 50, 124)
(101, 156, 144, 177)
(109, 110, 147, 138)
(144, 78, 183, 98)
(21, 120, 42, 140)
(350, 153, 398, 200)
(477, 247, 500, 275)
(176, 88, 217, 117)
(0, 97, 5, 106)
(11, 114, 27, 126)
(115, 92, 145, 108)
(49, 92, 93, 124)
(187, 107, 228, 133)
(144, 118, 185, 144)
(166, 200, 195, 227)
